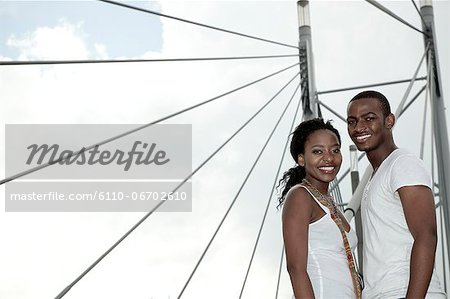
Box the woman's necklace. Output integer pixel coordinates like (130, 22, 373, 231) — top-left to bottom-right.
(301, 178, 341, 229)
(302, 179, 334, 205)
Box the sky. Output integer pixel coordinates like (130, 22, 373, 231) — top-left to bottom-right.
(0, 1, 449, 298)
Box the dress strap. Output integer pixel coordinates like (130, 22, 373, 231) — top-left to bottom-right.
(298, 185, 329, 213)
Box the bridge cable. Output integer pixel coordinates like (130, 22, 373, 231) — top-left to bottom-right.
(275, 245, 285, 299)
(394, 43, 429, 118)
(420, 49, 432, 159)
(1, 62, 299, 186)
(177, 72, 300, 298)
(98, 0, 298, 49)
(0, 54, 298, 66)
(239, 83, 302, 298)
(411, 0, 428, 29)
(365, 0, 429, 37)
(317, 77, 426, 95)
(316, 99, 346, 123)
(399, 84, 426, 118)
(54, 70, 299, 299)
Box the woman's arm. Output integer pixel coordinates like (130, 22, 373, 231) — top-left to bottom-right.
(282, 187, 315, 299)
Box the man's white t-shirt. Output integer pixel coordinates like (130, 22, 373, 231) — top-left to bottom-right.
(361, 148, 445, 299)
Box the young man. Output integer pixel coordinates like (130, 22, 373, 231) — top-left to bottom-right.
(346, 90, 445, 298)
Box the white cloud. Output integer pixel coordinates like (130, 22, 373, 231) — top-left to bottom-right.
(7, 20, 90, 60)
(93, 43, 108, 59)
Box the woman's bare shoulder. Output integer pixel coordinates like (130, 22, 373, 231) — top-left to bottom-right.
(283, 184, 313, 212)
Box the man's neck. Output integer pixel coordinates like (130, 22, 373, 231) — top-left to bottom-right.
(367, 143, 398, 170)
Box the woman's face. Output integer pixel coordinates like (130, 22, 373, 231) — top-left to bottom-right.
(298, 129, 342, 186)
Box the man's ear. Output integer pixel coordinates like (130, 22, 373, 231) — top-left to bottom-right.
(386, 113, 395, 129)
(298, 154, 305, 167)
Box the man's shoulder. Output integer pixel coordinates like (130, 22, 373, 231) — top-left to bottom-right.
(387, 148, 423, 167)
(386, 149, 432, 189)
(389, 148, 416, 158)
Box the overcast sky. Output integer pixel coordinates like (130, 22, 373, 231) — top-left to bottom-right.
(1, 1, 449, 298)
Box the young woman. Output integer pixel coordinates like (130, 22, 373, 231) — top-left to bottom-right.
(279, 118, 361, 299)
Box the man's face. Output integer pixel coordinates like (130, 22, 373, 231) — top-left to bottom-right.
(346, 98, 392, 153)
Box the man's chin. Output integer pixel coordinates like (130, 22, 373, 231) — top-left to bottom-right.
(353, 143, 369, 152)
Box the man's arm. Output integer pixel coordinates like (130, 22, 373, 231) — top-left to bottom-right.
(399, 185, 437, 298)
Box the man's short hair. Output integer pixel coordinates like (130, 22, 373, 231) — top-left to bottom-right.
(350, 90, 391, 117)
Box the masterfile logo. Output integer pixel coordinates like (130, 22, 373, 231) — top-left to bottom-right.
(26, 141, 170, 171)
(5, 124, 192, 212)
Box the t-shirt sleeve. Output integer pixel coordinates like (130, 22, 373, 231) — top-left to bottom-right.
(389, 154, 432, 192)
